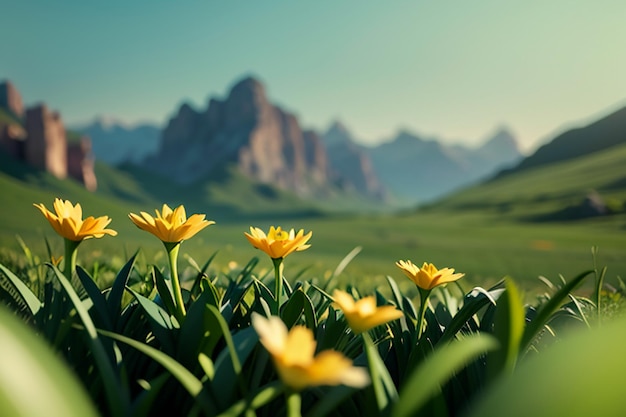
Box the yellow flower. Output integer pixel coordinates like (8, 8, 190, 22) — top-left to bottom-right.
(251, 313, 369, 391)
(332, 289, 404, 334)
(244, 226, 312, 259)
(34, 198, 117, 242)
(396, 260, 464, 291)
(128, 204, 214, 243)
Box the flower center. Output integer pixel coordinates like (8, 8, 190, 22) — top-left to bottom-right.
(270, 227, 290, 241)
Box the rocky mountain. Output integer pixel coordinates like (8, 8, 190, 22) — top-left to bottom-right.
(321, 122, 388, 200)
(145, 76, 386, 201)
(0, 80, 97, 190)
(366, 127, 522, 203)
(499, 104, 626, 176)
(74, 118, 161, 165)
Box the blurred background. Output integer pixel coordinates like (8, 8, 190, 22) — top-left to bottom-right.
(1, 1, 625, 293)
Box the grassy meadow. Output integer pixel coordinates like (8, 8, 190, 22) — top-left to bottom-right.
(2, 143, 626, 417)
(1, 144, 625, 299)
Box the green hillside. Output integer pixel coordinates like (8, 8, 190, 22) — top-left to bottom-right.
(425, 141, 626, 220)
(499, 104, 626, 175)
(0, 153, 328, 262)
(106, 163, 325, 221)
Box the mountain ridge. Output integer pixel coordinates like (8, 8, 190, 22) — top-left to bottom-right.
(498, 105, 626, 177)
(144, 76, 387, 203)
(363, 126, 523, 203)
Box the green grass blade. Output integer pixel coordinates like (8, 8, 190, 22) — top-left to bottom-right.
(107, 251, 138, 317)
(321, 246, 362, 292)
(306, 385, 362, 417)
(130, 374, 170, 417)
(0, 306, 99, 417)
(281, 289, 318, 330)
(487, 279, 525, 379)
(49, 264, 129, 416)
(98, 328, 216, 416)
(393, 334, 498, 417)
(152, 266, 177, 320)
(189, 250, 219, 296)
(466, 315, 626, 417)
(439, 287, 503, 343)
(178, 288, 217, 366)
(129, 288, 176, 352)
(520, 269, 593, 351)
(385, 275, 405, 312)
(363, 332, 398, 416)
(209, 306, 258, 405)
(216, 381, 284, 417)
(76, 265, 114, 329)
(0, 263, 42, 315)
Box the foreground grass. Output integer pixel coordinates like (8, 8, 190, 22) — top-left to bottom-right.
(1, 215, 624, 417)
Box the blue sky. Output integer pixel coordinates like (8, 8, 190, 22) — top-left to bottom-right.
(1, 1, 625, 152)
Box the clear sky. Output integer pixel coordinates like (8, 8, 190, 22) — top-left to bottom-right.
(2, 1, 625, 152)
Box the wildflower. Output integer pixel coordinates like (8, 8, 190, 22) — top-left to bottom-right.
(251, 313, 370, 391)
(396, 260, 464, 291)
(244, 226, 312, 260)
(396, 260, 464, 339)
(34, 198, 117, 242)
(128, 204, 213, 243)
(332, 289, 404, 334)
(129, 204, 214, 322)
(245, 226, 312, 315)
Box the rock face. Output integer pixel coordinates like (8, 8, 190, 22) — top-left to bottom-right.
(25, 104, 68, 179)
(148, 77, 384, 200)
(0, 80, 24, 118)
(321, 122, 388, 200)
(0, 81, 96, 190)
(67, 136, 97, 191)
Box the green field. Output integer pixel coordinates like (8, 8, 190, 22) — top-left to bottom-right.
(1, 144, 625, 298)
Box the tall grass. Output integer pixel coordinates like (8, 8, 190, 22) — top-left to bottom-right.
(0, 223, 623, 416)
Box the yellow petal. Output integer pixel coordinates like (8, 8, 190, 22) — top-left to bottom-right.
(35, 199, 116, 242)
(129, 205, 213, 243)
(333, 290, 403, 334)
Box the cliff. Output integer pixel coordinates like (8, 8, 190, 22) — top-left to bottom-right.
(147, 76, 385, 200)
(0, 81, 96, 190)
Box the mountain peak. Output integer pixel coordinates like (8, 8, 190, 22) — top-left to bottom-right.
(479, 126, 520, 153)
(387, 130, 430, 148)
(323, 120, 356, 147)
(327, 120, 349, 135)
(473, 126, 522, 165)
(228, 76, 268, 102)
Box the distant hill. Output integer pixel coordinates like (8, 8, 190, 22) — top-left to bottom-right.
(423, 140, 626, 221)
(0, 147, 325, 242)
(365, 127, 522, 203)
(73, 118, 161, 165)
(499, 104, 626, 176)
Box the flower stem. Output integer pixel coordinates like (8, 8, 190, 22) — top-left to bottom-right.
(416, 288, 431, 340)
(63, 238, 80, 279)
(272, 257, 284, 315)
(285, 390, 302, 417)
(362, 331, 397, 412)
(165, 242, 186, 322)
